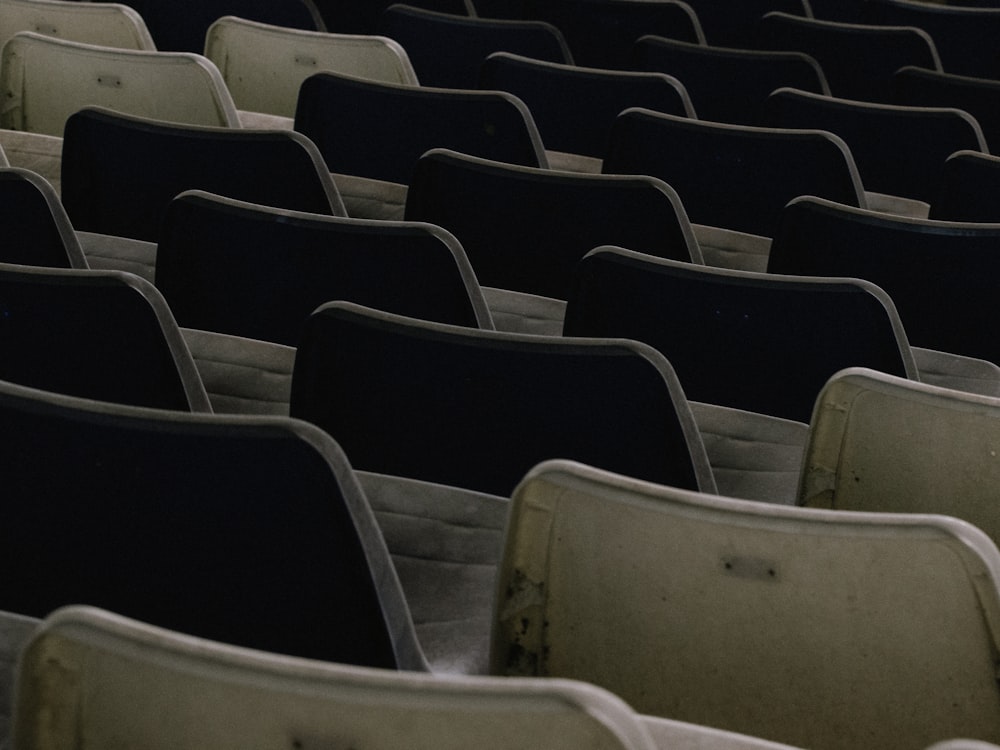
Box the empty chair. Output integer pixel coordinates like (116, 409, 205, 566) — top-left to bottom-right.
(478, 51, 693, 170)
(892, 66, 1000, 154)
(0, 31, 241, 136)
(755, 12, 941, 103)
(602, 107, 865, 271)
(762, 87, 986, 211)
(116, 0, 324, 53)
(0, 377, 426, 670)
(518, 0, 704, 69)
(404, 148, 700, 332)
(862, 0, 1000, 80)
(204, 15, 418, 119)
(12, 606, 804, 750)
(294, 70, 547, 218)
(379, 4, 571, 89)
(492, 459, 1000, 749)
(156, 190, 493, 346)
(931, 150, 1000, 222)
(0, 0, 155, 51)
(563, 247, 915, 422)
(0, 167, 86, 268)
(631, 35, 828, 126)
(0, 263, 210, 411)
(770, 196, 1000, 374)
(289, 301, 716, 497)
(800, 367, 1000, 553)
(61, 106, 344, 277)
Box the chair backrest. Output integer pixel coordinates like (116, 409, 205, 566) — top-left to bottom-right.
(14, 605, 664, 750)
(379, 4, 572, 89)
(563, 246, 915, 422)
(762, 87, 986, 204)
(631, 34, 828, 126)
(117, 0, 324, 52)
(862, 0, 1000, 80)
(294, 70, 548, 183)
(682, 0, 810, 48)
(892, 66, 1000, 155)
(404, 148, 701, 300)
(478, 51, 693, 159)
(61, 106, 344, 243)
(492, 458, 1000, 749)
(0, 31, 240, 135)
(801, 367, 1000, 554)
(0, 379, 426, 669)
(770, 196, 1000, 365)
(0, 167, 86, 268)
(603, 107, 865, 239)
(755, 12, 940, 102)
(204, 15, 417, 119)
(289, 300, 715, 497)
(0, 0, 155, 51)
(0, 262, 211, 411)
(518, 0, 704, 69)
(156, 190, 493, 346)
(311, 0, 473, 35)
(931, 149, 1000, 222)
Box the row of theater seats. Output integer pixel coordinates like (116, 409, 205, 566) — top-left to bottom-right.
(5, 0, 1000, 746)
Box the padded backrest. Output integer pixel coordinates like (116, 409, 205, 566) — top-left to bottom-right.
(15, 606, 660, 750)
(493, 459, 1000, 749)
(405, 149, 701, 299)
(862, 0, 1000, 79)
(289, 301, 715, 497)
(563, 247, 916, 422)
(762, 87, 986, 204)
(156, 190, 492, 346)
(756, 12, 940, 103)
(801, 368, 1000, 555)
(931, 150, 1000, 222)
(771, 196, 1000, 364)
(603, 107, 865, 238)
(0, 0, 155, 51)
(892, 66, 1000, 155)
(0, 31, 240, 135)
(0, 262, 211, 411)
(631, 34, 828, 126)
(118, 0, 323, 52)
(379, 4, 571, 89)
(518, 0, 704, 69)
(205, 15, 417, 118)
(478, 51, 693, 158)
(0, 167, 86, 269)
(0, 380, 425, 669)
(294, 70, 548, 184)
(61, 106, 344, 242)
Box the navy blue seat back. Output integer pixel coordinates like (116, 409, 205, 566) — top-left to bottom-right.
(156, 190, 489, 346)
(930, 150, 1000, 223)
(564, 247, 914, 422)
(379, 4, 572, 88)
(0, 169, 85, 269)
(294, 71, 547, 184)
(478, 51, 693, 158)
(62, 107, 342, 243)
(290, 301, 714, 496)
(405, 148, 700, 299)
(603, 107, 863, 238)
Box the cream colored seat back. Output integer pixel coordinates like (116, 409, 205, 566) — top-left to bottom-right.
(0, 0, 155, 52)
(801, 367, 1000, 548)
(0, 31, 239, 135)
(205, 15, 417, 118)
(493, 459, 1000, 749)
